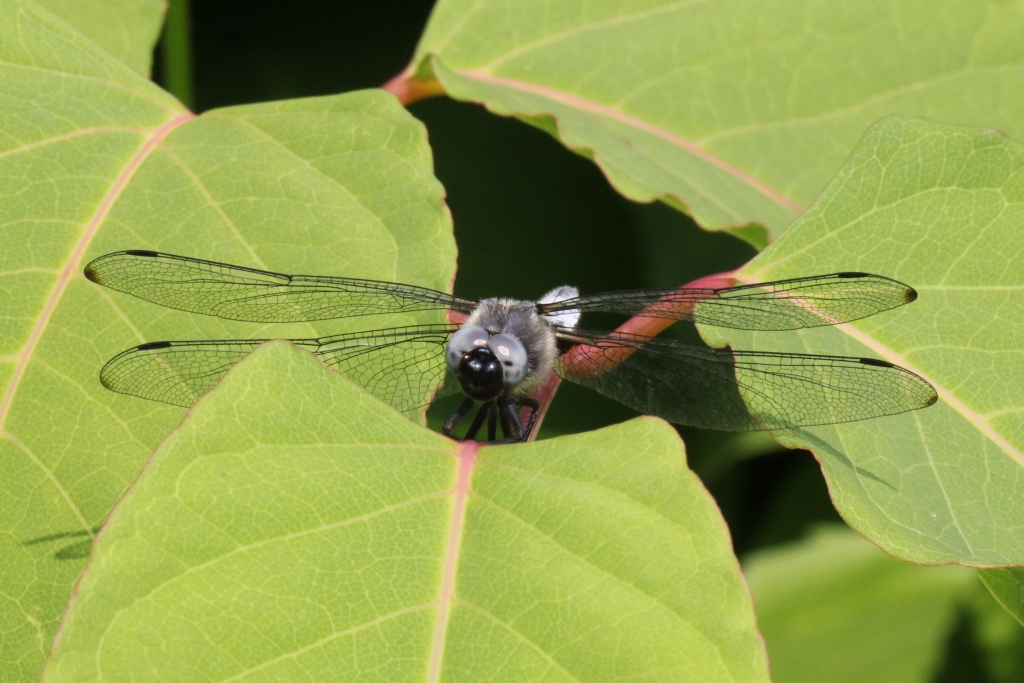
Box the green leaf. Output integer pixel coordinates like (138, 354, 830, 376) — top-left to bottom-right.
(41, 341, 769, 682)
(32, 0, 166, 76)
(0, 2, 454, 678)
(967, 575, 1024, 682)
(981, 568, 1024, 627)
(744, 525, 975, 683)
(411, 0, 1024, 243)
(704, 116, 1024, 566)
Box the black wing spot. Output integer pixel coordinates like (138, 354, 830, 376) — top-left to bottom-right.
(904, 287, 918, 303)
(137, 341, 172, 350)
(83, 265, 100, 282)
(126, 250, 160, 257)
(859, 357, 893, 368)
(836, 271, 868, 278)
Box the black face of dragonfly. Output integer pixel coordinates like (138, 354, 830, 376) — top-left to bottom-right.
(84, 250, 937, 443)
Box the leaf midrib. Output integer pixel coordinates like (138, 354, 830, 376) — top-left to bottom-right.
(428, 441, 477, 683)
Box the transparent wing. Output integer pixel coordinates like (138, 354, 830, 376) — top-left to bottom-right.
(555, 329, 937, 431)
(85, 250, 476, 322)
(100, 324, 461, 411)
(539, 273, 917, 331)
(314, 325, 461, 411)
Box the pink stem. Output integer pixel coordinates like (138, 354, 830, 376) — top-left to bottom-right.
(382, 71, 445, 105)
(523, 269, 739, 440)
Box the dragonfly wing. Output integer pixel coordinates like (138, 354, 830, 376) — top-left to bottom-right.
(84, 250, 476, 322)
(554, 330, 937, 431)
(100, 339, 282, 407)
(313, 325, 461, 412)
(539, 273, 917, 330)
(100, 324, 461, 411)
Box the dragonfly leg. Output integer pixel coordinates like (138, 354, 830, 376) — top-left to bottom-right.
(518, 397, 540, 440)
(498, 396, 518, 442)
(490, 396, 536, 445)
(462, 402, 490, 441)
(443, 397, 475, 439)
(487, 403, 498, 442)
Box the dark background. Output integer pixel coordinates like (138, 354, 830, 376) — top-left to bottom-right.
(152, 0, 844, 561)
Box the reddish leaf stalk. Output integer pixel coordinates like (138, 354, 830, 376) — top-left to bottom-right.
(522, 371, 562, 440)
(526, 269, 738, 440)
(382, 71, 445, 105)
(560, 270, 738, 376)
(446, 310, 467, 326)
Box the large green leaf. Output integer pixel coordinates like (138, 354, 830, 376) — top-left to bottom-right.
(408, 0, 1024, 245)
(744, 525, 975, 683)
(32, 0, 166, 76)
(41, 341, 769, 682)
(704, 116, 1024, 567)
(0, 2, 454, 678)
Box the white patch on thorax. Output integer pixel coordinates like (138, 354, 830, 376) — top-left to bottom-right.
(538, 285, 580, 329)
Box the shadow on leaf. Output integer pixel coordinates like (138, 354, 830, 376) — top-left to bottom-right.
(22, 528, 99, 561)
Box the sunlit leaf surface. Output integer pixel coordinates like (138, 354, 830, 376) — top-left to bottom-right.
(706, 116, 1024, 567)
(0, 2, 454, 677)
(412, 0, 1024, 243)
(42, 342, 769, 683)
(33, 0, 166, 76)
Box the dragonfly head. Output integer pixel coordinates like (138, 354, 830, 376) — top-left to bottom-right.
(447, 326, 529, 401)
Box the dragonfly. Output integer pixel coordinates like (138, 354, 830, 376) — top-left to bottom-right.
(84, 250, 937, 443)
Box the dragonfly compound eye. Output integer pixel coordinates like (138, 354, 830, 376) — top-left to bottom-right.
(488, 333, 528, 387)
(446, 326, 490, 372)
(457, 346, 504, 401)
